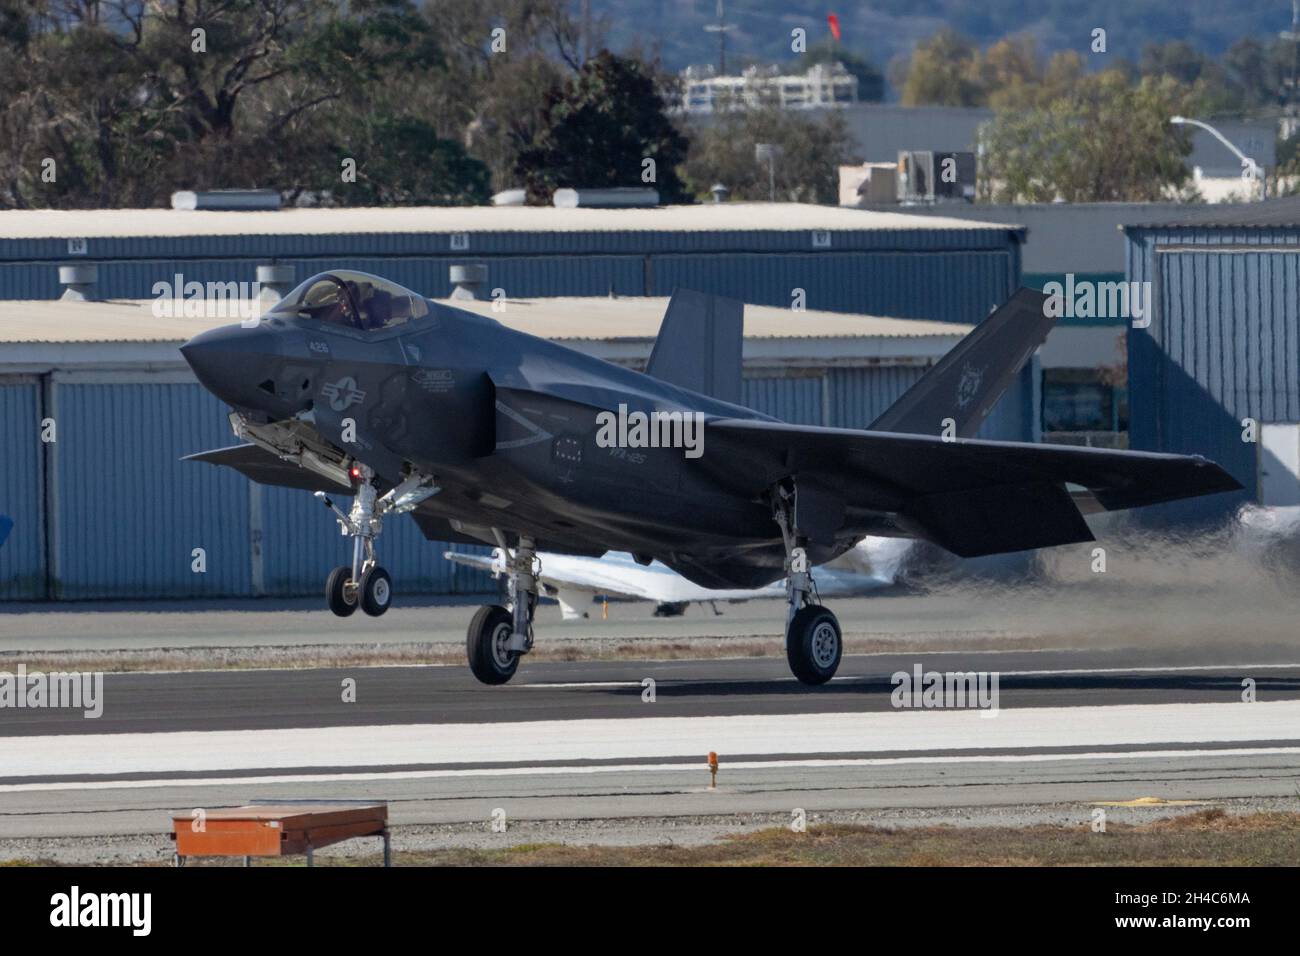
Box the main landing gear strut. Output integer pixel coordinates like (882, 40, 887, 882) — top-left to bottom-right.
(466, 532, 539, 685)
(772, 483, 842, 685)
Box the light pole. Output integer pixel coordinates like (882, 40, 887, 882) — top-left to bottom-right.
(1170, 116, 1267, 201)
(754, 143, 779, 202)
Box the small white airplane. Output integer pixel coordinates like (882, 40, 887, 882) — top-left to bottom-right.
(444, 537, 911, 619)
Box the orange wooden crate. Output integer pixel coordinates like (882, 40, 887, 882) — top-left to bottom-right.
(171, 803, 388, 861)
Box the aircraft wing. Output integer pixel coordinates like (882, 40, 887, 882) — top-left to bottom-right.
(182, 444, 348, 493)
(702, 420, 1243, 558)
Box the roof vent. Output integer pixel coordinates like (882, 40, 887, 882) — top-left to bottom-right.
(58, 264, 98, 301)
(256, 264, 296, 303)
(710, 183, 730, 203)
(449, 263, 488, 300)
(552, 187, 660, 208)
(171, 189, 282, 211)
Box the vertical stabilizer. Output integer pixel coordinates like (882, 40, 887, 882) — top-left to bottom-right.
(644, 288, 744, 405)
(869, 287, 1053, 437)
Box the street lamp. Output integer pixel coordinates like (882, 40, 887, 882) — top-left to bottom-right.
(1170, 116, 1267, 201)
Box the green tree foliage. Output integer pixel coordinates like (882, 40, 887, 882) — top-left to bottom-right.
(680, 99, 858, 204)
(898, 28, 985, 107)
(0, 0, 593, 208)
(979, 71, 1197, 203)
(515, 51, 690, 205)
(899, 27, 1300, 117)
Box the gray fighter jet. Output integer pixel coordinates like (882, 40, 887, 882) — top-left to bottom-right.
(181, 271, 1240, 685)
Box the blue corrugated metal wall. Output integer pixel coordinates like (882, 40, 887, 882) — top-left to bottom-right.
(743, 375, 824, 424)
(652, 251, 1012, 323)
(53, 382, 252, 598)
(0, 256, 646, 302)
(0, 224, 1021, 265)
(1126, 228, 1297, 515)
(828, 367, 924, 427)
(0, 222, 1022, 323)
(0, 251, 1013, 318)
(744, 363, 1032, 440)
(0, 380, 44, 599)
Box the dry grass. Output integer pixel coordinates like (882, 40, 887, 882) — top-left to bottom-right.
(389, 811, 1300, 867)
(48, 810, 1297, 868)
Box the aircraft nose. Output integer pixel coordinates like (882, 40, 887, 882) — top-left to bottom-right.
(181, 324, 281, 409)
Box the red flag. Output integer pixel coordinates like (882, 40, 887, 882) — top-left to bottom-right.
(827, 13, 841, 42)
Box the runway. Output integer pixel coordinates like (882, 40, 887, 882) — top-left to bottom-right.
(3, 648, 1300, 850)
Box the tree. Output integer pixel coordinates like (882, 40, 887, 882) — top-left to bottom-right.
(978, 71, 1197, 203)
(898, 30, 1054, 109)
(976, 34, 1042, 109)
(515, 50, 690, 204)
(681, 100, 857, 204)
(899, 28, 983, 107)
(0, 0, 595, 207)
(418, 0, 582, 193)
(802, 39, 884, 102)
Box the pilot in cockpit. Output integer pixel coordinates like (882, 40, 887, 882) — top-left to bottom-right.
(272, 271, 429, 330)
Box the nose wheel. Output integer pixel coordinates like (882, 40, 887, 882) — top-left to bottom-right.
(358, 565, 392, 616)
(325, 563, 391, 617)
(326, 565, 358, 617)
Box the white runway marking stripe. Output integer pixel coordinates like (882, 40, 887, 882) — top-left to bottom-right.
(4, 700, 1300, 782)
(3, 747, 1300, 794)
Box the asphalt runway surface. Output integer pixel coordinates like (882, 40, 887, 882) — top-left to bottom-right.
(2, 588, 1299, 858)
(3, 646, 1300, 848)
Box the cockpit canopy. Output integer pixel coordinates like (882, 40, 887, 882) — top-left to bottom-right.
(270, 271, 430, 331)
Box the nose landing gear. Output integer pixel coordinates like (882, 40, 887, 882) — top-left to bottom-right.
(317, 464, 437, 618)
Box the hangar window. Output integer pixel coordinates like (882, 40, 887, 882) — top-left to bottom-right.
(272, 271, 430, 331)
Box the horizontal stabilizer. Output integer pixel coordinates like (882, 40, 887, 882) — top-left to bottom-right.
(870, 287, 1053, 438)
(645, 288, 743, 404)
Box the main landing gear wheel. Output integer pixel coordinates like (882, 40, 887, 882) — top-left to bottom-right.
(467, 605, 518, 685)
(786, 604, 842, 685)
(359, 565, 392, 617)
(326, 565, 357, 617)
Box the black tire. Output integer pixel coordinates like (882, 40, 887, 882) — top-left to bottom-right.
(786, 605, 842, 685)
(467, 604, 519, 685)
(326, 565, 357, 617)
(359, 565, 392, 617)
